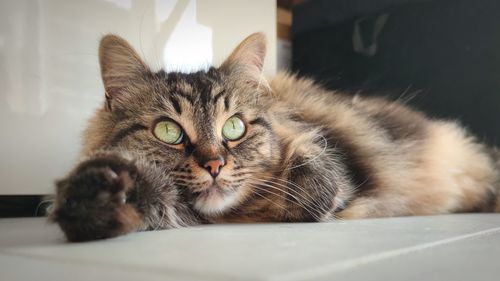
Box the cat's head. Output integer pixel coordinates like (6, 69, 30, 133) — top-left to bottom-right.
(86, 33, 280, 216)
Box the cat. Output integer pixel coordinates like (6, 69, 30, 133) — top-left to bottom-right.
(51, 33, 500, 242)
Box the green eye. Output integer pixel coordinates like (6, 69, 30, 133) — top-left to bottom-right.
(153, 120, 184, 144)
(222, 116, 246, 141)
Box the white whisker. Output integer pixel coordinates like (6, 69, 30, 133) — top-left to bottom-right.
(247, 186, 289, 213)
(266, 176, 319, 204)
(248, 182, 322, 221)
(253, 177, 320, 209)
(285, 135, 329, 170)
(248, 183, 319, 220)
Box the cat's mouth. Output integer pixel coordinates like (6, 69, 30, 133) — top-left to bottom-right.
(192, 181, 238, 215)
(194, 182, 232, 200)
(198, 183, 224, 196)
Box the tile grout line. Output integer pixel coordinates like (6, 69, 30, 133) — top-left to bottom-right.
(269, 226, 500, 281)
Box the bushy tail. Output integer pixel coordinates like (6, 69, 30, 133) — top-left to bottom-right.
(488, 146, 500, 212)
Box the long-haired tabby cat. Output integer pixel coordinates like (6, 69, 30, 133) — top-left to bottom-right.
(51, 33, 500, 241)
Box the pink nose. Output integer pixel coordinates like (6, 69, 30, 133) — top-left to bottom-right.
(203, 157, 226, 178)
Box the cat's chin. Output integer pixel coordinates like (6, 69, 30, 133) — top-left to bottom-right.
(193, 185, 238, 216)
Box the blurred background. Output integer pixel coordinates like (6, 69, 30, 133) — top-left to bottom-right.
(290, 0, 500, 149)
(1, 0, 499, 216)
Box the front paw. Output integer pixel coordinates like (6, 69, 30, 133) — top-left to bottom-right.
(52, 155, 142, 242)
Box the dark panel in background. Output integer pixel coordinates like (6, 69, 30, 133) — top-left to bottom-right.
(293, 0, 500, 146)
(0, 196, 48, 218)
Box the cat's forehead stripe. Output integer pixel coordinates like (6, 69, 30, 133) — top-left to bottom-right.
(212, 90, 226, 105)
(168, 95, 182, 115)
(162, 70, 225, 104)
(170, 91, 194, 104)
(224, 95, 230, 111)
(177, 81, 194, 94)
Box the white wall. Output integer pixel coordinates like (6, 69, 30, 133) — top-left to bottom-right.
(0, 0, 276, 195)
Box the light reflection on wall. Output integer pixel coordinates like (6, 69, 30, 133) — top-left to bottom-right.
(163, 0, 212, 73)
(0, 0, 275, 194)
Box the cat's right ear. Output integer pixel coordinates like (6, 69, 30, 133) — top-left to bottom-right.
(220, 32, 267, 87)
(99, 35, 149, 111)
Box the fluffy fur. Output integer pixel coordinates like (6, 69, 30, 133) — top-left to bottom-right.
(51, 33, 500, 241)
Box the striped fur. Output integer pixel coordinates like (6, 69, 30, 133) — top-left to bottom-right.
(51, 33, 500, 241)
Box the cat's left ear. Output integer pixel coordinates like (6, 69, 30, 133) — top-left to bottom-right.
(99, 34, 150, 110)
(220, 32, 267, 86)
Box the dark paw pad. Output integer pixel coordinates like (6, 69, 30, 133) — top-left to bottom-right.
(52, 156, 141, 242)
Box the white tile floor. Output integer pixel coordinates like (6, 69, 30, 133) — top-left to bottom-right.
(1, 214, 499, 281)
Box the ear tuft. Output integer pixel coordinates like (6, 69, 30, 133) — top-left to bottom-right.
(220, 32, 267, 84)
(99, 35, 149, 109)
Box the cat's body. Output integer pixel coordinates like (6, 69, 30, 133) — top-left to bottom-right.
(52, 33, 500, 242)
